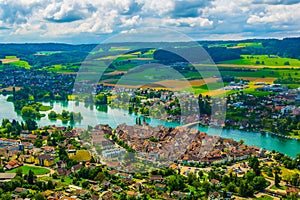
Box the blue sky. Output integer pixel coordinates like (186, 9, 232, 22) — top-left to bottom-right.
(0, 0, 299, 43)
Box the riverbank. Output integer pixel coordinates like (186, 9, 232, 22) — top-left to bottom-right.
(0, 95, 299, 157)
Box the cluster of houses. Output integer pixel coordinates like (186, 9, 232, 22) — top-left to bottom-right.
(0, 120, 296, 199)
(257, 83, 286, 92)
(111, 88, 204, 123)
(0, 125, 85, 171)
(114, 123, 264, 166)
(182, 136, 264, 165)
(223, 81, 249, 91)
(0, 68, 76, 96)
(0, 134, 56, 170)
(226, 88, 300, 131)
(90, 124, 126, 160)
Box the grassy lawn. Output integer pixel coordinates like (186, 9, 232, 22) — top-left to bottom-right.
(280, 167, 300, 177)
(39, 176, 73, 186)
(270, 185, 286, 190)
(7, 165, 50, 175)
(255, 195, 274, 200)
(39, 105, 53, 111)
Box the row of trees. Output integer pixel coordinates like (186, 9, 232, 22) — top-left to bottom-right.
(1, 118, 37, 136)
(0, 168, 53, 200)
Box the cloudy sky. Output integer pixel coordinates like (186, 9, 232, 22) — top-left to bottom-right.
(0, 0, 299, 43)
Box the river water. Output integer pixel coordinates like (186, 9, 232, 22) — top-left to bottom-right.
(0, 95, 299, 157)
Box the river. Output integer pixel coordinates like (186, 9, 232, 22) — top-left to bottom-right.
(0, 95, 299, 158)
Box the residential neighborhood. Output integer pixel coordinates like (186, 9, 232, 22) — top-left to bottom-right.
(0, 121, 299, 199)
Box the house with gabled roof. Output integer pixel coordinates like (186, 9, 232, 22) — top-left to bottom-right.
(35, 154, 55, 166)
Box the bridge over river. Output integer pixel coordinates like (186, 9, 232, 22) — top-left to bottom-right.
(0, 95, 299, 158)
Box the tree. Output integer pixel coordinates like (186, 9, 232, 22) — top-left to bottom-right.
(291, 173, 299, 186)
(48, 111, 57, 119)
(61, 110, 68, 119)
(226, 182, 236, 192)
(1, 193, 12, 200)
(238, 181, 247, 197)
(252, 176, 267, 190)
(287, 193, 298, 200)
(52, 173, 58, 179)
(248, 156, 260, 175)
(95, 93, 108, 105)
(202, 181, 211, 196)
(90, 156, 96, 163)
(167, 175, 185, 193)
(187, 172, 197, 185)
(34, 138, 43, 148)
(47, 180, 54, 190)
(25, 119, 37, 130)
(274, 170, 281, 187)
(5, 123, 12, 133)
(120, 193, 127, 200)
(95, 172, 106, 182)
(82, 181, 89, 188)
(198, 170, 204, 179)
(222, 175, 230, 185)
(27, 169, 34, 184)
(21, 106, 40, 119)
(34, 193, 46, 200)
(16, 168, 22, 177)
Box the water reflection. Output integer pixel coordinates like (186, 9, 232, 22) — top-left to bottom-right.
(96, 105, 108, 113)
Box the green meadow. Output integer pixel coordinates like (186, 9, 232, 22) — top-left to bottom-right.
(222, 54, 300, 66)
(7, 165, 50, 175)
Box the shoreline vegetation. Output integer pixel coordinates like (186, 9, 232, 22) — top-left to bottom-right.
(2, 90, 299, 142)
(0, 39, 299, 153)
(48, 110, 83, 123)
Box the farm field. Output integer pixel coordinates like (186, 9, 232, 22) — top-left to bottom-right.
(7, 165, 50, 175)
(221, 54, 300, 66)
(0, 56, 31, 69)
(97, 61, 298, 96)
(0, 43, 298, 98)
(41, 64, 80, 72)
(109, 46, 132, 52)
(237, 77, 277, 84)
(209, 42, 263, 48)
(0, 56, 20, 64)
(152, 78, 220, 90)
(0, 86, 22, 92)
(217, 64, 300, 69)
